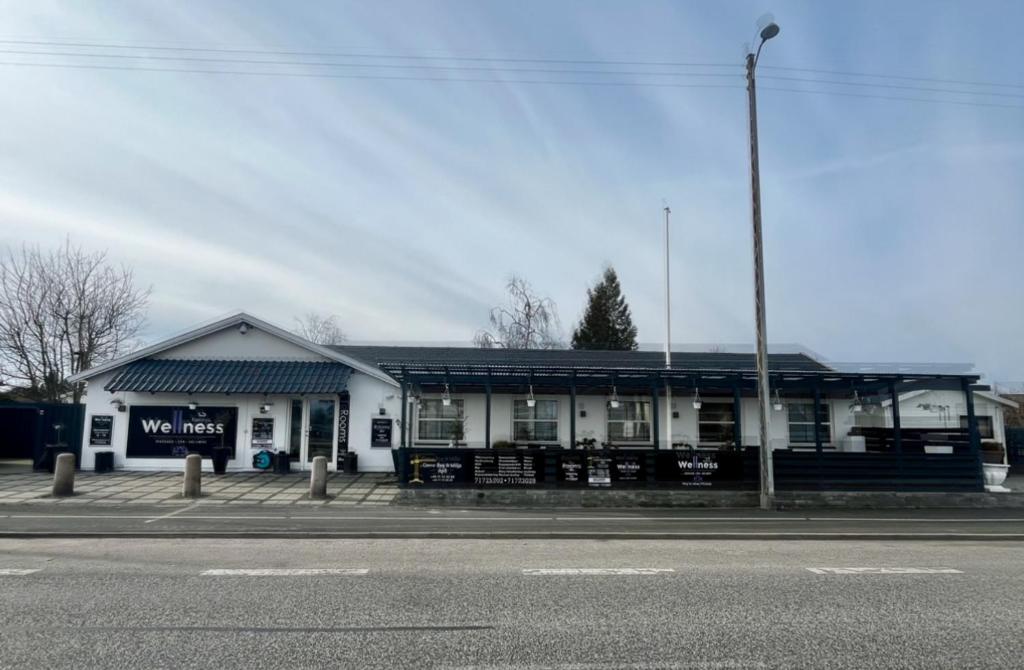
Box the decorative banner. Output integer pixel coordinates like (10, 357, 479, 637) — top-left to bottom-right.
(126, 406, 237, 459)
(88, 415, 113, 447)
(251, 417, 274, 448)
(371, 418, 393, 448)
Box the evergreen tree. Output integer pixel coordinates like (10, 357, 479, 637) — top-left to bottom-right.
(571, 266, 638, 350)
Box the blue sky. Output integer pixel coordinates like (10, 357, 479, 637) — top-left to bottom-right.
(1, 1, 1022, 382)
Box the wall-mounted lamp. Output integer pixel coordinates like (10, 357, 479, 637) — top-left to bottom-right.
(188, 397, 198, 411)
(772, 389, 783, 412)
(260, 398, 273, 414)
(110, 398, 126, 412)
(609, 385, 620, 409)
(692, 388, 702, 410)
(441, 383, 452, 407)
(526, 384, 536, 408)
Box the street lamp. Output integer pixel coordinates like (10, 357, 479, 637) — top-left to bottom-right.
(746, 19, 780, 510)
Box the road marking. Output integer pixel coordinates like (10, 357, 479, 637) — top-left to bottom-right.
(201, 568, 369, 576)
(144, 503, 199, 524)
(0, 568, 41, 575)
(523, 568, 675, 575)
(806, 567, 963, 575)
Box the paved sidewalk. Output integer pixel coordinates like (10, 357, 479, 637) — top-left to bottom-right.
(0, 471, 398, 506)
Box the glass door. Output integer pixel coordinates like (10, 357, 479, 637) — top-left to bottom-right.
(305, 397, 337, 469)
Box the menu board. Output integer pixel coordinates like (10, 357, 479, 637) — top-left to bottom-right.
(473, 452, 541, 486)
(89, 415, 113, 447)
(251, 417, 274, 448)
(371, 418, 393, 448)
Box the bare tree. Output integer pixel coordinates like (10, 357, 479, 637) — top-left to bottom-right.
(0, 240, 149, 403)
(474, 275, 562, 349)
(294, 312, 346, 345)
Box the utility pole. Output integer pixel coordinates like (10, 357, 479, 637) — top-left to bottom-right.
(663, 204, 672, 451)
(746, 20, 780, 510)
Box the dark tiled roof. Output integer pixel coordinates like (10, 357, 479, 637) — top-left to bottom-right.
(104, 359, 352, 394)
(331, 345, 831, 373)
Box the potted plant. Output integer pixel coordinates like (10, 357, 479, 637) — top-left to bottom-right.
(448, 414, 466, 447)
(492, 440, 516, 449)
(981, 440, 1011, 492)
(574, 437, 597, 449)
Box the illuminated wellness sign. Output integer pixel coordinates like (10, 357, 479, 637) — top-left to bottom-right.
(126, 406, 237, 459)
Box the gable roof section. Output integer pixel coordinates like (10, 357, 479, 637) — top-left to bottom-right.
(105, 359, 352, 394)
(884, 388, 1019, 409)
(68, 312, 398, 387)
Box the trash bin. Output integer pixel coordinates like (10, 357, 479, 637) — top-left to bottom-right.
(273, 450, 291, 475)
(94, 451, 115, 473)
(211, 447, 232, 475)
(341, 451, 358, 474)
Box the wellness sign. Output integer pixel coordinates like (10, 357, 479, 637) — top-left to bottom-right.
(126, 406, 238, 459)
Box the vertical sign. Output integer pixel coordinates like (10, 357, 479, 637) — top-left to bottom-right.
(251, 417, 274, 448)
(89, 415, 114, 447)
(337, 393, 350, 452)
(371, 418, 393, 448)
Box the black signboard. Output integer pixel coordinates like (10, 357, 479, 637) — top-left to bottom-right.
(559, 452, 585, 486)
(587, 454, 612, 487)
(473, 451, 542, 486)
(126, 406, 238, 459)
(89, 415, 113, 447)
(655, 449, 748, 488)
(337, 394, 350, 452)
(611, 453, 646, 484)
(371, 418, 393, 448)
(408, 451, 471, 485)
(251, 417, 274, 448)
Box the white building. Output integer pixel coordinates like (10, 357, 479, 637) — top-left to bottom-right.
(69, 312, 1015, 472)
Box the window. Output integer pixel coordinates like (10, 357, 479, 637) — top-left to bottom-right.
(960, 415, 994, 439)
(698, 402, 736, 445)
(607, 400, 651, 443)
(788, 402, 831, 444)
(513, 399, 559, 442)
(417, 399, 465, 442)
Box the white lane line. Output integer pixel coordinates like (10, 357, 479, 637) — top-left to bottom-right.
(144, 503, 200, 524)
(201, 568, 369, 576)
(523, 568, 675, 576)
(0, 568, 41, 575)
(806, 567, 963, 575)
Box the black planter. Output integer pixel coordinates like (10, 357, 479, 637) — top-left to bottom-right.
(212, 447, 232, 475)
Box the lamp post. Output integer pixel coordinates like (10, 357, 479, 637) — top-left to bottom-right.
(746, 20, 780, 510)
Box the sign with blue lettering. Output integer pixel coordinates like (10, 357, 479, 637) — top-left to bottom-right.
(126, 406, 238, 459)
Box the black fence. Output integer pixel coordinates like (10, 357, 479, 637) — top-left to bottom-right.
(1008, 428, 1024, 470)
(396, 447, 759, 490)
(0, 403, 84, 471)
(773, 451, 983, 492)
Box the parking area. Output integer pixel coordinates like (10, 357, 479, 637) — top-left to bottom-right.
(0, 471, 399, 506)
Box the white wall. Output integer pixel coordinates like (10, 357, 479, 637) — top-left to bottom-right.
(153, 326, 324, 360)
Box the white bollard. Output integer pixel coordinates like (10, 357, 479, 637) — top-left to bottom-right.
(52, 453, 75, 497)
(182, 453, 202, 498)
(309, 456, 328, 499)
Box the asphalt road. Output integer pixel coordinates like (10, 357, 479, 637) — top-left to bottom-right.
(1, 538, 1022, 669)
(2, 504, 1024, 539)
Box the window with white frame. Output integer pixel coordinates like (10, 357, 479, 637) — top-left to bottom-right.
(959, 415, 994, 439)
(698, 402, 736, 445)
(787, 401, 831, 444)
(607, 400, 651, 443)
(417, 399, 465, 442)
(512, 399, 558, 442)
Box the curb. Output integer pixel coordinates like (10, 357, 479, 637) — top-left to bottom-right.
(2, 531, 1023, 541)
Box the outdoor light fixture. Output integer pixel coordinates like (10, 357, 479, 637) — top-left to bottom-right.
(260, 403, 271, 414)
(238, 322, 249, 335)
(609, 385, 620, 410)
(441, 383, 452, 407)
(188, 398, 198, 411)
(526, 384, 536, 408)
(110, 398, 126, 412)
(852, 390, 863, 413)
(692, 388, 702, 410)
(772, 389, 783, 412)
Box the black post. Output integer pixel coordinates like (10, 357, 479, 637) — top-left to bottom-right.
(400, 380, 408, 448)
(889, 382, 902, 455)
(963, 378, 980, 455)
(569, 372, 577, 450)
(651, 378, 660, 450)
(484, 377, 492, 450)
(733, 384, 743, 449)
(813, 386, 824, 455)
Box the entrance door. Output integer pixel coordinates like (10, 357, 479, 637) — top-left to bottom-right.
(286, 397, 337, 471)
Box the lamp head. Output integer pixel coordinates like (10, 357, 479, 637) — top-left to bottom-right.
(760, 22, 780, 42)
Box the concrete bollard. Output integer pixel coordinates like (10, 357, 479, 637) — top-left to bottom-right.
(182, 453, 202, 498)
(309, 456, 328, 499)
(52, 453, 75, 497)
